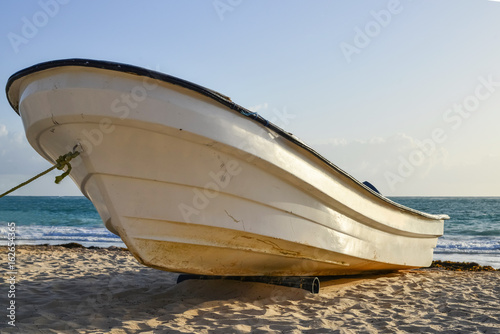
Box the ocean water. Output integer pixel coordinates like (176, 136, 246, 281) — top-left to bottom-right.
(391, 197, 500, 269)
(0, 196, 123, 248)
(1, 196, 499, 268)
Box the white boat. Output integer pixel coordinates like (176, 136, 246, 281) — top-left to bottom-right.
(6, 59, 448, 276)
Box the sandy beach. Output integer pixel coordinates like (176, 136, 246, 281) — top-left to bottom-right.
(2, 245, 499, 333)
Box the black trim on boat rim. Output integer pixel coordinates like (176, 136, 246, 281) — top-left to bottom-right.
(5, 58, 448, 221)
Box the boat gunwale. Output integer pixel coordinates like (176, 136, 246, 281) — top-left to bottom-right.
(5, 58, 450, 221)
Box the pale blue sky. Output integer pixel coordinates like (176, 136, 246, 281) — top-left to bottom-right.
(1, 0, 499, 196)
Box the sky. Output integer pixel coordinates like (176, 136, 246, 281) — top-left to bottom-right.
(0, 0, 499, 197)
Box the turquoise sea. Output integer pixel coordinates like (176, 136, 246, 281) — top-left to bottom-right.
(1, 196, 499, 269)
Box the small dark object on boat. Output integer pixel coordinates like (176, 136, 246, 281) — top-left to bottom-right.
(362, 181, 380, 194)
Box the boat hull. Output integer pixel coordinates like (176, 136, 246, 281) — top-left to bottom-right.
(6, 60, 447, 276)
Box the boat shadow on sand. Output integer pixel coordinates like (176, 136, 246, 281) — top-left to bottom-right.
(10, 256, 403, 333)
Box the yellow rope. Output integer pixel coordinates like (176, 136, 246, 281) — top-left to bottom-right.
(0, 150, 80, 198)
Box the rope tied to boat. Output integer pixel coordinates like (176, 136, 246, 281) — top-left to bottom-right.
(0, 149, 80, 198)
(53, 150, 80, 184)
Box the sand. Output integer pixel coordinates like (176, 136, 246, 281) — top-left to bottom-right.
(1, 245, 499, 333)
